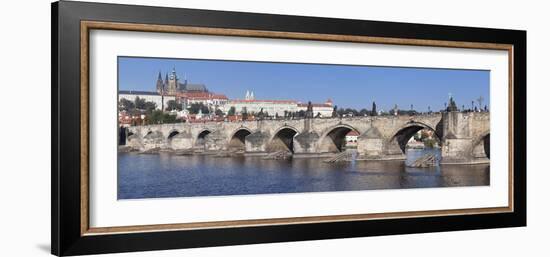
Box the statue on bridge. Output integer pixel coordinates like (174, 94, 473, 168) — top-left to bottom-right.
(306, 101, 314, 119)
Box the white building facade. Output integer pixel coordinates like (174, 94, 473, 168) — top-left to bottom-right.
(297, 99, 334, 118)
(177, 92, 228, 111)
(118, 90, 175, 110)
(223, 99, 299, 117)
(222, 91, 335, 117)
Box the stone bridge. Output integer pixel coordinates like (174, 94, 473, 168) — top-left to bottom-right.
(123, 111, 490, 164)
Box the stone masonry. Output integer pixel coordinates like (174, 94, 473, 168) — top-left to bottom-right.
(125, 111, 490, 164)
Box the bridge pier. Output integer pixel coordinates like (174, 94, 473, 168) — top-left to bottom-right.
(203, 130, 229, 152)
(244, 131, 270, 154)
(126, 134, 143, 150)
(122, 113, 489, 164)
(293, 131, 320, 154)
(357, 127, 384, 158)
(357, 127, 406, 160)
(439, 112, 490, 164)
(169, 131, 193, 150)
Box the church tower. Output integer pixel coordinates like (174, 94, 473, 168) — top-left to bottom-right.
(167, 67, 179, 95)
(164, 73, 169, 92)
(156, 71, 164, 94)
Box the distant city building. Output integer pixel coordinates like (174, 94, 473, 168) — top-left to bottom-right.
(120, 71, 338, 121)
(297, 99, 333, 117)
(177, 91, 228, 111)
(345, 130, 360, 148)
(118, 110, 135, 126)
(220, 92, 335, 118)
(118, 90, 175, 111)
(224, 99, 299, 117)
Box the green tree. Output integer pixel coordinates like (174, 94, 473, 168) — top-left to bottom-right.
(166, 100, 182, 111)
(162, 113, 178, 123)
(336, 108, 346, 117)
(148, 110, 164, 124)
(119, 98, 135, 111)
(359, 108, 369, 116)
(227, 106, 236, 116)
(242, 107, 248, 121)
(343, 108, 358, 116)
(147, 110, 179, 124)
(134, 96, 146, 109)
(133, 96, 156, 114)
(188, 103, 209, 114)
(371, 101, 378, 116)
(143, 101, 157, 114)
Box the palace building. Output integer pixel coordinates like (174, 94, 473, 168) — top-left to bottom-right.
(177, 91, 228, 110)
(221, 91, 333, 118)
(297, 99, 333, 117)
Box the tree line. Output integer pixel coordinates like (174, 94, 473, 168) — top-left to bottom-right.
(119, 97, 178, 125)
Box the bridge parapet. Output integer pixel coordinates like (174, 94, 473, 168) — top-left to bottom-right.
(123, 113, 490, 164)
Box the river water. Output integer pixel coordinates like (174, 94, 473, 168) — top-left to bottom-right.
(118, 148, 489, 199)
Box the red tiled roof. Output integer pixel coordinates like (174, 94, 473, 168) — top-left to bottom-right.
(178, 92, 228, 100)
(177, 92, 210, 97)
(230, 99, 297, 104)
(187, 96, 211, 100)
(297, 103, 332, 107)
(346, 130, 360, 136)
(211, 94, 228, 99)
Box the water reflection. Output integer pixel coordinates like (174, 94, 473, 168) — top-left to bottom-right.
(118, 149, 489, 199)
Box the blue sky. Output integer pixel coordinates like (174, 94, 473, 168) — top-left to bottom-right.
(118, 57, 489, 111)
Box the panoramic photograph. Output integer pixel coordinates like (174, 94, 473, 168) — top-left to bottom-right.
(117, 56, 491, 200)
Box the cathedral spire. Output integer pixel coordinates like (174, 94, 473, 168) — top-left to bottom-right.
(156, 70, 164, 94)
(171, 66, 177, 79)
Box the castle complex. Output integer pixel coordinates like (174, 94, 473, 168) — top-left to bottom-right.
(156, 68, 208, 95)
(119, 69, 334, 121)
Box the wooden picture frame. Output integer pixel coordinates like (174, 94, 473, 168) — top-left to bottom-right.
(52, 1, 526, 256)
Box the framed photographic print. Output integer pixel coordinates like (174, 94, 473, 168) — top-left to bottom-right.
(51, 1, 526, 256)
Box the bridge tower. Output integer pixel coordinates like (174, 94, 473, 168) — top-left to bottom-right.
(440, 110, 489, 164)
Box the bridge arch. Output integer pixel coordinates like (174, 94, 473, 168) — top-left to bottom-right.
(472, 131, 490, 159)
(267, 126, 299, 153)
(319, 124, 360, 152)
(389, 122, 440, 154)
(228, 127, 253, 151)
(166, 130, 180, 148)
(195, 129, 212, 147)
(167, 129, 180, 139)
(144, 130, 153, 137)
